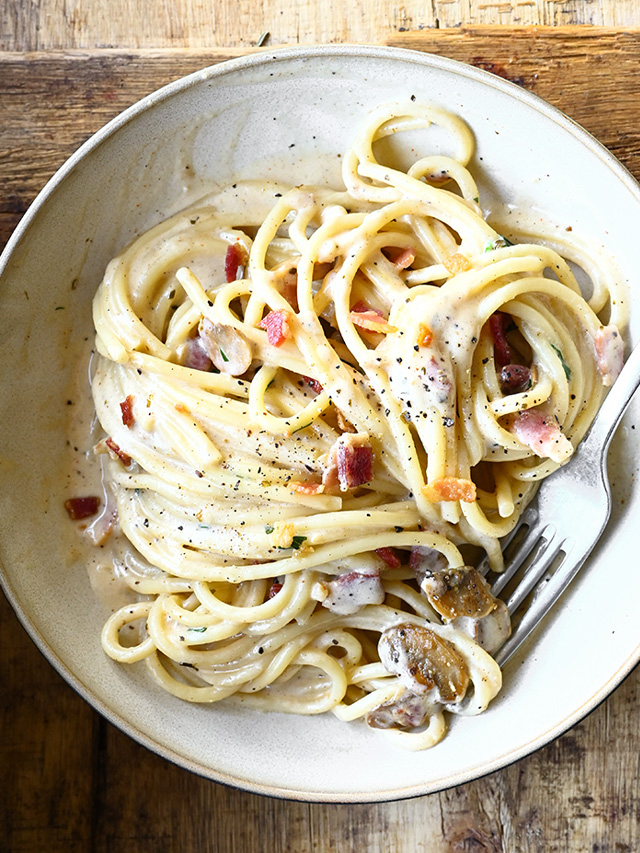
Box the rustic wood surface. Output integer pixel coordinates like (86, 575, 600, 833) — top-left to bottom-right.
(2, 16, 640, 853)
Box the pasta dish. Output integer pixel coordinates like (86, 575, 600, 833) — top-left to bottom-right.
(72, 102, 625, 750)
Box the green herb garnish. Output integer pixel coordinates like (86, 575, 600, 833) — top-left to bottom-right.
(277, 535, 307, 550)
(551, 344, 572, 380)
(484, 235, 515, 252)
(219, 348, 229, 363)
(187, 626, 207, 633)
(265, 524, 275, 534)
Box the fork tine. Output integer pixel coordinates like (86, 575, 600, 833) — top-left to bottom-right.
(477, 505, 538, 579)
(504, 530, 566, 614)
(490, 509, 549, 597)
(494, 537, 591, 667)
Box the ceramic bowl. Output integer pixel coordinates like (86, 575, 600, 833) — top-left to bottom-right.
(1, 45, 639, 802)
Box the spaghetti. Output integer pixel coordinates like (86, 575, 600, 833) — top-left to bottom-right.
(88, 102, 625, 749)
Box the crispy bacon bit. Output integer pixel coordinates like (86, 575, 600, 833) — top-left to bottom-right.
(443, 253, 471, 275)
(376, 547, 402, 569)
(383, 246, 416, 270)
(423, 356, 453, 404)
(416, 323, 433, 348)
(224, 242, 247, 283)
(271, 522, 295, 549)
(268, 581, 283, 599)
(499, 364, 532, 394)
(64, 496, 101, 520)
(348, 308, 397, 334)
(323, 433, 373, 492)
(594, 324, 624, 386)
(509, 409, 573, 463)
(422, 477, 477, 503)
(303, 376, 323, 394)
(180, 336, 212, 371)
(489, 312, 513, 368)
(318, 570, 385, 615)
(105, 437, 132, 467)
(378, 623, 470, 703)
(259, 309, 292, 347)
(290, 481, 325, 495)
(119, 395, 135, 428)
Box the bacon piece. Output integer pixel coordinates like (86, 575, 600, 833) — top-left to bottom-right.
(499, 364, 531, 394)
(318, 569, 384, 615)
(105, 437, 132, 467)
(422, 477, 477, 503)
(375, 547, 402, 569)
(224, 243, 247, 283)
(348, 304, 397, 334)
(509, 409, 573, 463)
(443, 253, 471, 275)
(290, 481, 325, 495)
(323, 433, 373, 492)
(416, 324, 433, 348)
(378, 623, 470, 703)
(423, 356, 453, 405)
(64, 496, 100, 520)
(594, 325, 624, 387)
(489, 312, 513, 368)
(259, 309, 292, 347)
(180, 336, 213, 371)
(119, 395, 135, 428)
(303, 376, 323, 394)
(383, 246, 416, 270)
(268, 581, 283, 599)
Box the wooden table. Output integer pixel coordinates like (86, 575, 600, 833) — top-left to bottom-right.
(2, 3, 640, 851)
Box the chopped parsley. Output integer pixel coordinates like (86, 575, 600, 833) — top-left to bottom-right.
(551, 344, 572, 380)
(277, 535, 307, 550)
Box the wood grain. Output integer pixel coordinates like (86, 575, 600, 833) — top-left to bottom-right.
(2, 0, 640, 49)
(2, 29, 640, 853)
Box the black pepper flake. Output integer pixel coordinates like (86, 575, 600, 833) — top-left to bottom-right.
(394, 526, 403, 533)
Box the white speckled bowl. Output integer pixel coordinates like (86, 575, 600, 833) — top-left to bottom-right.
(1, 45, 640, 802)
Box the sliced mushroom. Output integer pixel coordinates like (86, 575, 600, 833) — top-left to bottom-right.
(451, 600, 511, 655)
(366, 689, 434, 730)
(378, 623, 470, 704)
(198, 317, 253, 375)
(421, 566, 495, 621)
(421, 566, 512, 654)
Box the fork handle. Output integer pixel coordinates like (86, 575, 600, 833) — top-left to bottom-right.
(580, 336, 640, 459)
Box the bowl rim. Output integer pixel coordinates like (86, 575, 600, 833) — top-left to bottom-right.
(2, 42, 640, 802)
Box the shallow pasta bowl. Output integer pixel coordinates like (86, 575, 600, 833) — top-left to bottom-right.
(1, 45, 640, 802)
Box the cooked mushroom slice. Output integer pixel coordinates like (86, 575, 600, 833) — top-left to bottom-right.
(451, 600, 511, 655)
(421, 565, 495, 621)
(421, 566, 511, 654)
(378, 623, 470, 704)
(198, 317, 252, 375)
(366, 690, 434, 730)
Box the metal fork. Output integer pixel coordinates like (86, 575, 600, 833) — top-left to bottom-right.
(488, 338, 640, 667)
